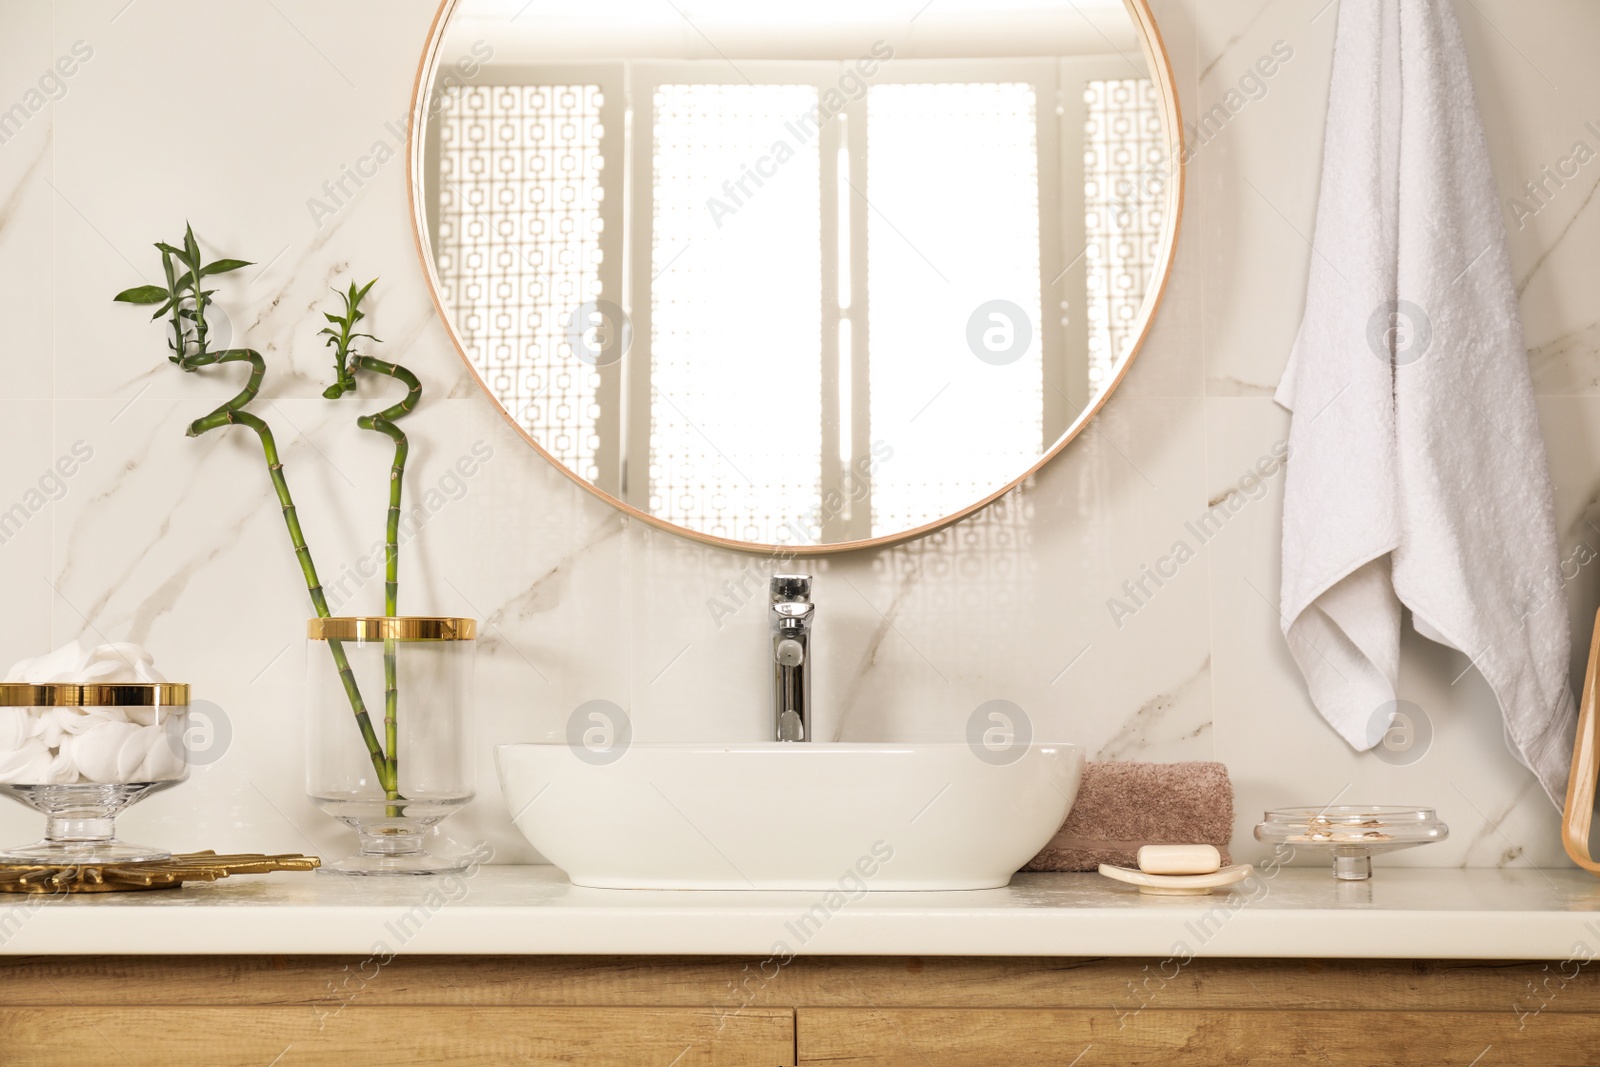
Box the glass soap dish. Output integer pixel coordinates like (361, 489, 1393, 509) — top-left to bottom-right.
(1254, 805, 1449, 880)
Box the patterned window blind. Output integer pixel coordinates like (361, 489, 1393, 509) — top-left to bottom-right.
(435, 83, 607, 482)
(1083, 77, 1166, 393)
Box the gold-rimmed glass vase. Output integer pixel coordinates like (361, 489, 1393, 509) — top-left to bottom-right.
(305, 617, 476, 875)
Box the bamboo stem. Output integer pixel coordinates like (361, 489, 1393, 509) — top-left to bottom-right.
(354, 355, 422, 810)
(185, 348, 390, 790)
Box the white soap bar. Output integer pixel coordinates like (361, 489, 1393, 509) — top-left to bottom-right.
(1137, 844, 1221, 875)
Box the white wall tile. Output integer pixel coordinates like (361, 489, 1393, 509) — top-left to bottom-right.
(51, 0, 446, 401)
(0, 403, 60, 848)
(0, 0, 55, 400)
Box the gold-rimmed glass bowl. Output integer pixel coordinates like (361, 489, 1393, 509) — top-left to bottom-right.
(0, 682, 191, 863)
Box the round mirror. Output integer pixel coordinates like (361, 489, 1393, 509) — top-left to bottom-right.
(409, 0, 1181, 552)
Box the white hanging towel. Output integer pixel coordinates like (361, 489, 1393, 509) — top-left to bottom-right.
(1276, 0, 1574, 805)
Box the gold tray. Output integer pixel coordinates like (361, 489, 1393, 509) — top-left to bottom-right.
(0, 851, 320, 893)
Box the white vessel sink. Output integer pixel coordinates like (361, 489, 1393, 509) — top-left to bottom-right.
(495, 742, 1083, 891)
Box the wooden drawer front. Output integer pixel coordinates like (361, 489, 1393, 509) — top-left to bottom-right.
(796, 1007, 1599, 1066)
(0, 1006, 795, 1067)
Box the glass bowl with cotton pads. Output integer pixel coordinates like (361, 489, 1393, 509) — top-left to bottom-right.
(1254, 806, 1448, 881)
(0, 679, 190, 864)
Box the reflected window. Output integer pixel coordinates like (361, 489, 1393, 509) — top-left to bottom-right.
(430, 60, 1165, 542)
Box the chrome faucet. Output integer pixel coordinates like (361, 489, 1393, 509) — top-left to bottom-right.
(770, 575, 813, 742)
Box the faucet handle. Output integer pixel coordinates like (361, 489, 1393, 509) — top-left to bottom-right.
(770, 574, 812, 602)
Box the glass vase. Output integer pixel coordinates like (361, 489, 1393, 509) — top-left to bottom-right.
(305, 617, 476, 875)
(0, 682, 191, 863)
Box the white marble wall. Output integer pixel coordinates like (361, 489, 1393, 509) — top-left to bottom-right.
(0, 0, 1596, 870)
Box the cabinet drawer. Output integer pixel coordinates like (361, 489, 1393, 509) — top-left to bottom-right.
(0, 1006, 795, 1067)
(796, 1007, 1597, 1066)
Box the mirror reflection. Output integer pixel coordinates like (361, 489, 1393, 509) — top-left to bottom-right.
(417, 0, 1176, 548)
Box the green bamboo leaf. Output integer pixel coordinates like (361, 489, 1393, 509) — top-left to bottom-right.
(149, 302, 174, 320)
(183, 225, 201, 269)
(114, 285, 170, 305)
(156, 242, 194, 268)
(201, 258, 253, 276)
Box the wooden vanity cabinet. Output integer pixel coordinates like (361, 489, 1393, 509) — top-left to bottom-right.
(0, 955, 1594, 1065)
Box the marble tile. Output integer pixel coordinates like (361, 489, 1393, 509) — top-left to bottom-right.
(1194, 0, 1338, 398)
(0, 403, 60, 848)
(0, 403, 58, 661)
(620, 523, 777, 745)
(51, 0, 452, 402)
(438, 402, 631, 862)
(1534, 397, 1600, 705)
(0, 0, 55, 400)
(1461, 0, 1600, 395)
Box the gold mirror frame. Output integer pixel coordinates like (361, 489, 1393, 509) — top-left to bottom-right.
(406, 0, 1185, 556)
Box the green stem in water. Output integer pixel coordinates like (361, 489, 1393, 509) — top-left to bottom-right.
(353, 355, 422, 806)
(185, 348, 391, 791)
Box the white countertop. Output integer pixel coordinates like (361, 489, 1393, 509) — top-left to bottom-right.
(6, 865, 1599, 959)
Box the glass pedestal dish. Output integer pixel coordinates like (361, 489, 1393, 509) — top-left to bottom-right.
(305, 617, 476, 876)
(1254, 805, 1449, 880)
(0, 683, 190, 864)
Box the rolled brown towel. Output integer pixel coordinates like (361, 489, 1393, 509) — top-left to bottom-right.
(1023, 760, 1234, 872)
